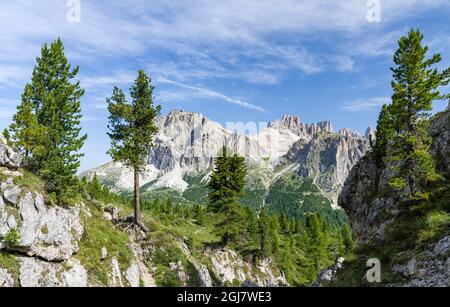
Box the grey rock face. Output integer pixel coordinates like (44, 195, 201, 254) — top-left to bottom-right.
(340, 110, 450, 244)
(268, 115, 333, 140)
(339, 110, 450, 287)
(85, 111, 367, 200)
(108, 257, 124, 287)
(313, 257, 345, 287)
(0, 134, 22, 169)
(365, 127, 376, 141)
(287, 131, 370, 205)
(390, 236, 449, 287)
(19, 257, 87, 288)
(125, 262, 140, 288)
(430, 110, 450, 177)
(0, 268, 14, 287)
(0, 191, 83, 261)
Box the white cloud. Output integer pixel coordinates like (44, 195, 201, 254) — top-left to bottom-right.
(0, 64, 31, 88)
(81, 71, 136, 89)
(158, 79, 268, 113)
(341, 96, 390, 112)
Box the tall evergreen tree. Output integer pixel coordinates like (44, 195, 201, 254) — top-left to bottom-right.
(207, 148, 248, 245)
(207, 147, 246, 212)
(9, 38, 86, 199)
(107, 70, 161, 229)
(9, 85, 46, 165)
(377, 29, 450, 199)
(374, 104, 395, 159)
(341, 224, 356, 251)
(258, 208, 273, 257)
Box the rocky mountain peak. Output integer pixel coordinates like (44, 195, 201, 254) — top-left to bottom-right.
(268, 115, 333, 140)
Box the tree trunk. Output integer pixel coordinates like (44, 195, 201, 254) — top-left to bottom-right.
(134, 168, 141, 225)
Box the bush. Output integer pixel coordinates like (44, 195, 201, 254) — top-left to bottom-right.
(4, 228, 20, 247)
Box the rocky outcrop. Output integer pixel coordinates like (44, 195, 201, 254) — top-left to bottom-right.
(268, 115, 333, 140)
(0, 268, 14, 287)
(390, 236, 450, 287)
(0, 186, 83, 261)
(429, 109, 450, 177)
(340, 110, 450, 244)
(313, 257, 345, 287)
(287, 130, 370, 205)
(0, 134, 22, 169)
(338, 109, 450, 287)
(19, 257, 87, 287)
(206, 247, 288, 287)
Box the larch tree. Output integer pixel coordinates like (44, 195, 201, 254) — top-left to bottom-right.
(107, 70, 161, 229)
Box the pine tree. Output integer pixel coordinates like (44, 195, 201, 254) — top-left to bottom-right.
(207, 148, 248, 245)
(306, 213, 328, 270)
(375, 104, 395, 159)
(88, 173, 102, 200)
(341, 224, 356, 251)
(207, 147, 247, 212)
(245, 209, 260, 251)
(381, 29, 450, 199)
(280, 212, 289, 234)
(258, 208, 273, 257)
(214, 202, 246, 246)
(194, 205, 207, 226)
(9, 85, 46, 165)
(107, 70, 161, 229)
(9, 39, 86, 199)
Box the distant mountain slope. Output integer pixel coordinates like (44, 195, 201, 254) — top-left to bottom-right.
(82, 110, 370, 220)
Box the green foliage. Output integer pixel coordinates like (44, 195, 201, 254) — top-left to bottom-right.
(107, 70, 161, 224)
(208, 148, 248, 245)
(375, 104, 395, 159)
(265, 176, 348, 226)
(376, 29, 449, 202)
(0, 252, 19, 286)
(2, 128, 11, 144)
(4, 228, 20, 247)
(9, 38, 86, 201)
(107, 70, 161, 171)
(208, 147, 246, 213)
(76, 201, 134, 286)
(341, 224, 356, 251)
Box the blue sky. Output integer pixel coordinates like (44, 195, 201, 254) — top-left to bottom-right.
(0, 0, 450, 171)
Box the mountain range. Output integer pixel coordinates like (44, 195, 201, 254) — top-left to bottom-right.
(84, 110, 373, 222)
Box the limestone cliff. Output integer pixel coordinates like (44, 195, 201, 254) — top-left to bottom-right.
(332, 108, 450, 287)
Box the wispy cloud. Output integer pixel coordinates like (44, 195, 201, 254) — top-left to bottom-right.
(341, 96, 390, 112)
(81, 71, 136, 89)
(158, 79, 268, 113)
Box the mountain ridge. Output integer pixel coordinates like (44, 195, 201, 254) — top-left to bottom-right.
(83, 110, 371, 217)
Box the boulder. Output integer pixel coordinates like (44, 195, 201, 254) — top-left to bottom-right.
(0, 268, 14, 287)
(0, 191, 83, 261)
(0, 135, 22, 169)
(125, 262, 140, 287)
(108, 257, 124, 287)
(313, 257, 345, 287)
(19, 257, 87, 287)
